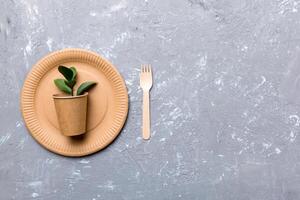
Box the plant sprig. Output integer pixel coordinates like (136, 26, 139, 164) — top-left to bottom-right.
(54, 66, 97, 96)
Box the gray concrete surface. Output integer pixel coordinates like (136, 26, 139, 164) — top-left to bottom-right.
(1, 0, 300, 199)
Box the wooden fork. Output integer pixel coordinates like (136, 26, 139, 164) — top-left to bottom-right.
(140, 64, 153, 140)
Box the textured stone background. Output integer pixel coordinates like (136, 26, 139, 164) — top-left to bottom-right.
(1, 0, 300, 199)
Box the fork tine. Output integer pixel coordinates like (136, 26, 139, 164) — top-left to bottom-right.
(141, 64, 152, 73)
(141, 65, 144, 73)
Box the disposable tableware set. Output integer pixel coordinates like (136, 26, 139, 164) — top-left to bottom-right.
(21, 49, 153, 157)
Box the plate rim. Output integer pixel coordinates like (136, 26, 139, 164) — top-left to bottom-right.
(20, 48, 129, 157)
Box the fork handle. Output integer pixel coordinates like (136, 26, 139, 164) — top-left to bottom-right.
(142, 90, 150, 140)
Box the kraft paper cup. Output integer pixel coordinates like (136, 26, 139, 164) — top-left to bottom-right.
(53, 93, 88, 136)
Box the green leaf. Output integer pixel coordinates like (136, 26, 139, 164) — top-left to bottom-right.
(70, 67, 77, 81)
(77, 81, 97, 95)
(54, 79, 72, 94)
(67, 67, 77, 87)
(58, 66, 73, 82)
(67, 79, 76, 88)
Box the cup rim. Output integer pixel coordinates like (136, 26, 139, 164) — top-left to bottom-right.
(53, 92, 88, 99)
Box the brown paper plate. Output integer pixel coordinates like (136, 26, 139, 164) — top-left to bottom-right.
(21, 48, 128, 157)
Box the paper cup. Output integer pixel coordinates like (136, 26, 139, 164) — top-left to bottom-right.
(53, 93, 88, 136)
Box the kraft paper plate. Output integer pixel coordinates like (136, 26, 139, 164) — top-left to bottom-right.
(21, 48, 128, 157)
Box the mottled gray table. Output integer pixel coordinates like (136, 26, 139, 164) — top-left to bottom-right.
(1, 0, 300, 199)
